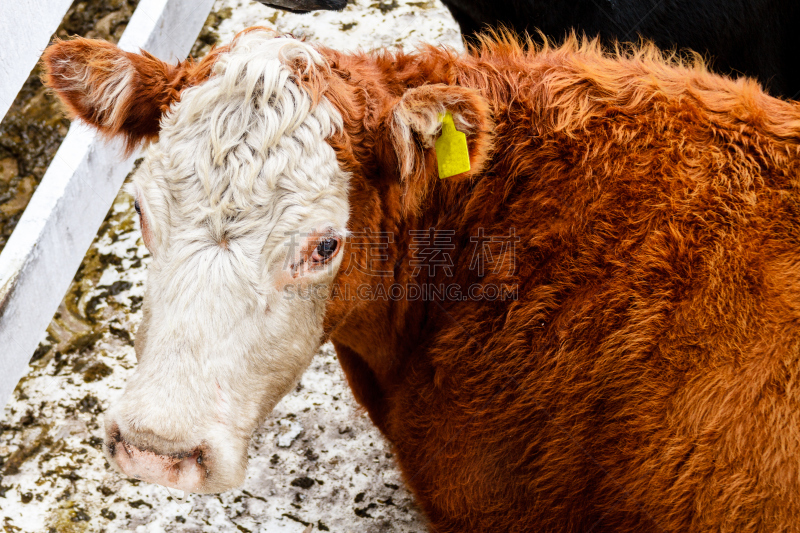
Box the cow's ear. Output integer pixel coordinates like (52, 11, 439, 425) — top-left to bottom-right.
(43, 37, 213, 153)
(390, 83, 493, 192)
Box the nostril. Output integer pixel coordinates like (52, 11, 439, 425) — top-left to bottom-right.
(106, 423, 122, 458)
(174, 449, 207, 482)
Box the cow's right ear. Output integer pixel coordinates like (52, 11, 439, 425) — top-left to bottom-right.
(390, 84, 493, 212)
(43, 38, 216, 153)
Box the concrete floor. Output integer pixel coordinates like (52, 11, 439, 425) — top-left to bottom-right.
(0, 1, 461, 531)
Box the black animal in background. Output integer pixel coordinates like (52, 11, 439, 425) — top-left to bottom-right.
(254, 0, 800, 99)
(258, 0, 346, 12)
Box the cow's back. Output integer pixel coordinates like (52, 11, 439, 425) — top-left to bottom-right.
(443, 0, 800, 99)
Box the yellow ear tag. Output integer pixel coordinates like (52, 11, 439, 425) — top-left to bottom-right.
(435, 111, 471, 179)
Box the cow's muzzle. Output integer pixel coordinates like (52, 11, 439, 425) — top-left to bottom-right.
(105, 423, 214, 493)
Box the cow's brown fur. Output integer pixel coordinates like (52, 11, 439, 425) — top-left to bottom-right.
(42, 38, 229, 154)
(44, 32, 800, 531)
(316, 35, 800, 532)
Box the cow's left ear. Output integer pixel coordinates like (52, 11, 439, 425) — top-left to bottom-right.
(390, 84, 493, 187)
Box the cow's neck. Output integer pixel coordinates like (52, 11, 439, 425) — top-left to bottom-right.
(318, 48, 483, 429)
(323, 171, 456, 430)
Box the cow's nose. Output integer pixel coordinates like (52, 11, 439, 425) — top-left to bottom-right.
(106, 424, 208, 492)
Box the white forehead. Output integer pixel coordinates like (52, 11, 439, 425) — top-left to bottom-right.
(134, 31, 348, 252)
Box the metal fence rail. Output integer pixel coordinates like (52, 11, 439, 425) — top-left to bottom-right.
(0, 0, 215, 408)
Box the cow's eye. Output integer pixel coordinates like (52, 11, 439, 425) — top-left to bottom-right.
(311, 237, 339, 263)
(134, 199, 141, 215)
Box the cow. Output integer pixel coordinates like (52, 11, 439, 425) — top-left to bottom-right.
(43, 28, 800, 532)
(255, 0, 800, 99)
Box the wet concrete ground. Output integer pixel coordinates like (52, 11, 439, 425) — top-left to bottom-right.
(0, 0, 461, 531)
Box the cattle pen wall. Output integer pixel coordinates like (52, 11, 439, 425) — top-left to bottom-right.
(0, 0, 216, 410)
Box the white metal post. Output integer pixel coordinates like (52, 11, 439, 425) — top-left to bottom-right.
(0, 0, 216, 409)
(0, 0, 74, 120)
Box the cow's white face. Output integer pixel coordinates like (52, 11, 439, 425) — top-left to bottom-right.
(104, 34, 349, 493)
